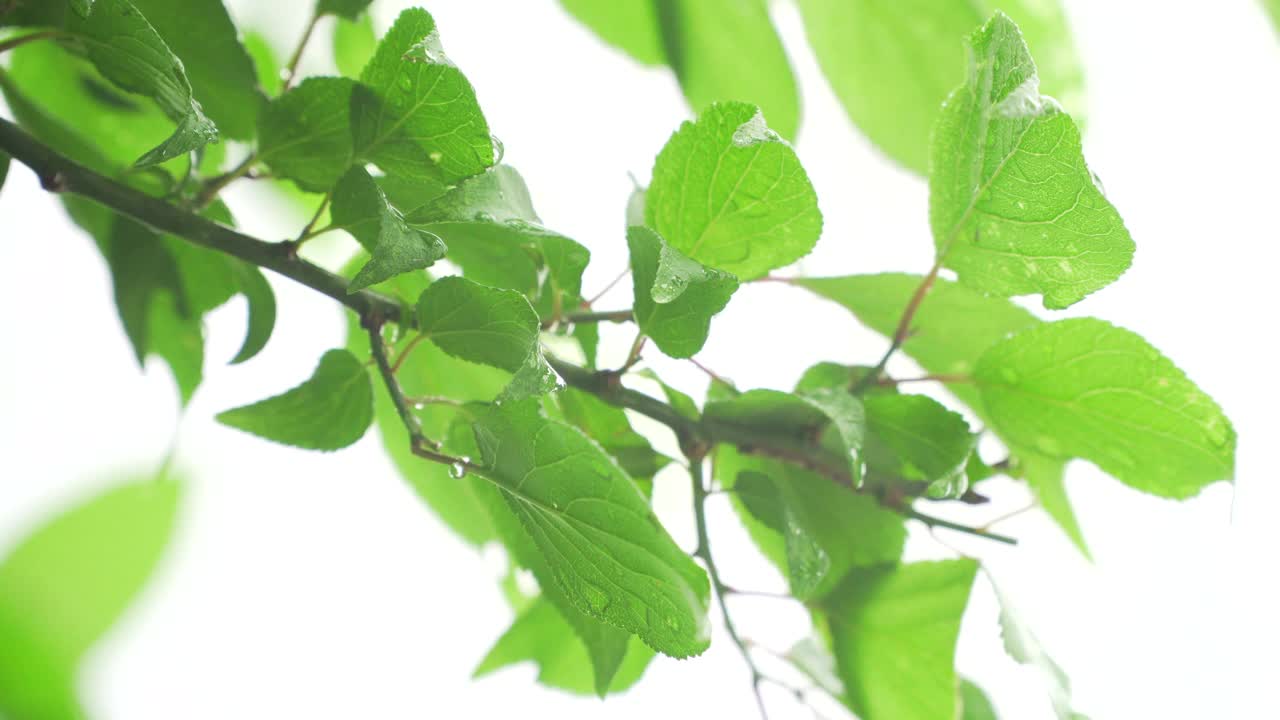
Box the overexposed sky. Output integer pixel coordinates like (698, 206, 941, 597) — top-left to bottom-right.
(2, 1, 1278, 718)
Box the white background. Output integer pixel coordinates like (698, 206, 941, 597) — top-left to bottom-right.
(2, 1, 1278, 718)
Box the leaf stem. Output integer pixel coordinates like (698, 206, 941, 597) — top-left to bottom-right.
(877, 373, 972, 387)
(584, 266, 631, 306)
(852, 258, 943, 393)
(294, 191, 332, 245)
(281, 10, 322, 93)
(541, 308, 633, 329)
(192, 151, 259, 209)
(690, 457, 771, 720)
(902, 506, 1017, 545)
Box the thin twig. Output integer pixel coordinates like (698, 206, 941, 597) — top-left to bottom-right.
(877, 373, 972, 387)
(281, 10, 321, 92)
(904, 507, 1017, 545)
(585, 266, 631, 307)
(691, 456, 771, 720)
(852, 258, 943, 393)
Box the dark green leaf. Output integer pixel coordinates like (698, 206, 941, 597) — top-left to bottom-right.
(357, 8, 494, 183)
(128, 0, 265, 139)
(823, 559, 978, 720)
(69, 0, 219, 165)
(471, 400, 711, 658)
(864, 394, 976, 499)
(0, 150, 9, 191)
(628, 225, 738, 358)
(228, 264, 276, 365)
(975, 318, 1235, 498)
(334, 12, 377, 78)
(474, 597, 654, 696)
(734, 471, 829, 597)
(715, 447, 904, 599)
(930, 12, 1131, 309)
(258, 76, 364, 191)
(317, 0, 374, 21)
(330, 166, 448, 289)
(216, 349, 374, 450)
(705, 388, 865, 487)
(0, 474, 179, 720)
(558, 388, 669, 492)
(415, 276, 541, 373)
(796, 0, 1082, 173)
(647, 102, 821, 279)
(345, 270, 508, 546)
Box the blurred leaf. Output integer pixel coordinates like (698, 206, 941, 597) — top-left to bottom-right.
(993, 582, 1087, 719)
(734, 471, 829, 597)
(0, 474, 180, 720)
(628, 225, 737, 358)
(647, 102, 821, 279)
(796, 0, 1082, 173)
(217, 349, 373, 450)
(474, 597, 654, 696)
(318, 0, 374, 21)
(823, 560, 978, 720)
(960, 678, 1000, 720)
(558, 0, 665, 65)
(242, 31, 282, 96)
(333, 12, 377, 78)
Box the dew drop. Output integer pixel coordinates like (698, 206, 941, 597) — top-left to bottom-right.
(428, 150, 443, 164)
(490, 134, 505, 164)
(449, 462, 467, 479)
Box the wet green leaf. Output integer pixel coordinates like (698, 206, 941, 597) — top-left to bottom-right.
(628, 225, 738, 358)
(216, 349, 374, 450)
(930, 12, 1131, 308)
(864, 394, 976, 499)
(647, 102, 821, 279)
(415, 276, 541, 373)
(975, 318, 1235, 498)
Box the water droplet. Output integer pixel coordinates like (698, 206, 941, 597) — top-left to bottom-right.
(1035, 436, 1061, 455)
(277, 68, 291, 81)
(1058, 260, 1073, 274)
(449, 462, 467, 479)
(663, 615, 680, 631)
(583, 582, 610, 613)
(428, 150, 443, 164)
(397, 74, 413, 91)
(412, 401, 426, 410)
(1204, 417, 1230, 448)
(490, 135, 505, 164)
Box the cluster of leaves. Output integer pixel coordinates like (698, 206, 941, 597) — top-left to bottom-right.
(0, 1, 1240, 719)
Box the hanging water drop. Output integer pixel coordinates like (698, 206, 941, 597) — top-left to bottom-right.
(491, 135, 505, 164)
(428, 150, 443, 164)
(449, 462, 467, 479)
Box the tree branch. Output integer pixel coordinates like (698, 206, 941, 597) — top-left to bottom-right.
(0, 117, 1010, 545)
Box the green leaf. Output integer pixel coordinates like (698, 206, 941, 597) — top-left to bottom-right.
(796, 273, 1092, 555)
(796, 0, 1082, 174)
(655, 0, 799, 140)
(974, 318, 1235, 498)
(960, 678, 1000, 720)
(128, 0, 265, 139)
(1265, 0, 1280, 34)
(415, 275, 540, 373)
(0, 474, 179, 720)
(715, 447, 904, 599)
(929, 12, 1131, 309)
(1018, 451, 1090, 560)
(0, 150, 9, 191)
(330, 167, 448, 290)
(823, 559, 978, 720)
(334, 12, 377, 78)
(317, 0, 374, 20)
(705, 388, 865, 487)
(628, 225, 738, 358)
(558, 388, 669, 493)
(216, 349, 374, 450)
(786, 637, 845, 698)
(228, 264, 276, 365)
(647, 102, 821, 279)
(358, 8, 494, 184)
(474, 597, 654, 696)
(101, 215, 206, 404)
(734, 471, 829, 597)
(242, 31, 283, 96)
(471, 400, 711, 658)
(69, 0, 219, 165)
(557, 0, 665, 66)
(993, 582, 1086, 719)
(559, 0, 799, 139)
(345, 270, 508, 546)
(864, 394, 976, 499)
(258, 76, 364, 191)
